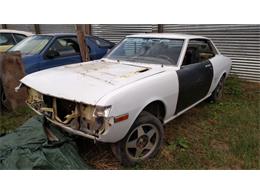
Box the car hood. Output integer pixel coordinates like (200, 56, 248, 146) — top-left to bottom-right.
(21, 60, 166, 105)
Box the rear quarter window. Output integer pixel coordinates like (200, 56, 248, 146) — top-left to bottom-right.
(0, 33, 15, 45)
(13, 33, 27, 43)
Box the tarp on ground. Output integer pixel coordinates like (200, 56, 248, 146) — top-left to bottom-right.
(0, 116, 90, 170)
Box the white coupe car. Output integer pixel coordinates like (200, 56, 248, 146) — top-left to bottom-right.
(19, 33, 232, 165)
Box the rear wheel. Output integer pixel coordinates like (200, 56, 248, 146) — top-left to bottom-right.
(208, 75, 225, 103)
(111, 111, 164, 166)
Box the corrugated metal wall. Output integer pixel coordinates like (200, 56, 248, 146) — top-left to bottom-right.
(4, 24, 35, 33)
(1, 24, 259, 81)
(163, 24, 260, 82)
(91, 24, 157, 43)
(3, 24, 75, 34)
(39, 24, 75, 34)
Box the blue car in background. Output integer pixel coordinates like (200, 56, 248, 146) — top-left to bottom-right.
(8, 33, 115, 74)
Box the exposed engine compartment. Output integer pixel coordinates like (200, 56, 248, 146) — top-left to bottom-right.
(26, 88, 113, 137)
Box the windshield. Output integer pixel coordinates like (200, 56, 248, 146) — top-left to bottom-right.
(9, 35, 52, 55)
(106, 37, 184, 66)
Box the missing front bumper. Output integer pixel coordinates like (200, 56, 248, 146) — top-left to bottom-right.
(28, 102, 99, 141)
(26, 88, 113, 140)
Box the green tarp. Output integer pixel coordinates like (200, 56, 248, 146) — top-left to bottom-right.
(0, 116, 90, 170)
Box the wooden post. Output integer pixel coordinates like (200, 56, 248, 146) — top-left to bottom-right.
(75, 24, 89, 62)
(2, 24, 7, 29)
(158, 24, 163, 33)
(0, 52, 27, 111)
(85, 24, 91, 35)
(34, 24, 41, 34)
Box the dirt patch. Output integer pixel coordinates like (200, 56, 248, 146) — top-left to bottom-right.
(76, 139, 121, 169)
(210, 139, 229, 152)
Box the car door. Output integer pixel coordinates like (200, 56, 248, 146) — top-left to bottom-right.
(175, 39, 215, 114)
(40, 36, 82, 71)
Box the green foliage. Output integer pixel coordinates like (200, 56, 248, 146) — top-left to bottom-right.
(224, 75, 243, 96)
(0, 106, 34, 135)
(168, 137, 190, 151)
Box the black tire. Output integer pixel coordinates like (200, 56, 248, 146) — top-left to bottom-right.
(111, 111, 164, 166)
(208, 75, 225, 103)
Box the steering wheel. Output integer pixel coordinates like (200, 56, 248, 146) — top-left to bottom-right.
(158, 55, 176, 64)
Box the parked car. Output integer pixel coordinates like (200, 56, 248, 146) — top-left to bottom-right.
(19, 33, 232, 166)
(0, 29, 33, 52)
(8, 33, 115, 74)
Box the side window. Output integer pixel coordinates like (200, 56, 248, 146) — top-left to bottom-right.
(182, 39, 216, 66)
(13, 33, 27, 43)
(0, 33, 16, 46)
(48, 37, 80, 57)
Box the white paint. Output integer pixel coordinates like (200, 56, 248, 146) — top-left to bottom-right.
(0, 29, 34, 36)
(209, 54, 232, 93)
(127, 33, 207, 40)
(21, 59, 167, 105)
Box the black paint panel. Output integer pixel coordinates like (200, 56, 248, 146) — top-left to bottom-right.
(175, 60, 213, 114)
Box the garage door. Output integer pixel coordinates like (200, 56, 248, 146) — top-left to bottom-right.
(163, 24, 260, 82)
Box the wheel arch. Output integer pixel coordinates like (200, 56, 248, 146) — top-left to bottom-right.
(134, 99, 167, 124)
(218, 71, 227, 84)
(212, 71, 227, 92)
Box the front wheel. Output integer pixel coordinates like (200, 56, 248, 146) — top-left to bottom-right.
(111, 111, 164, 166)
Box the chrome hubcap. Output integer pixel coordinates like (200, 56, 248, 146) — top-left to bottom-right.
(125, 124, 159, 160)
(136, 135, 149, 148)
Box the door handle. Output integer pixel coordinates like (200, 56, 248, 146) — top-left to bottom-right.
(205, 64, 211, 68)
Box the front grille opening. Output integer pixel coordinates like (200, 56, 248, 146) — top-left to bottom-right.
(56, 98, 76, 122)
(43, 95, 53, 107)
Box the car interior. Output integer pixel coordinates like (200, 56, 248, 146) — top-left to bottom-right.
(49, 38, 80, 57)
(182, 40, 215, 66)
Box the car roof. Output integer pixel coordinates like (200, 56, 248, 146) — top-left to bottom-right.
(126, 33, 208, 40)
(39, 33, 76, 37)
(0, 29, 34, 36)
(34, 33, 97, 38)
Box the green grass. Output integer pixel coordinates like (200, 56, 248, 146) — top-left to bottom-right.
(0, 76, 259, 169)
(136, 76, 260, 169)
(0, 106, 34, 135)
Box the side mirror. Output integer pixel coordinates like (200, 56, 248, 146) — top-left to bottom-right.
(46, 50, 59, 59)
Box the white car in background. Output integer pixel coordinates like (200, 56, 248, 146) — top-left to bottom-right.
(0, 29, 33, 52)
(20, 33, 232, 166)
